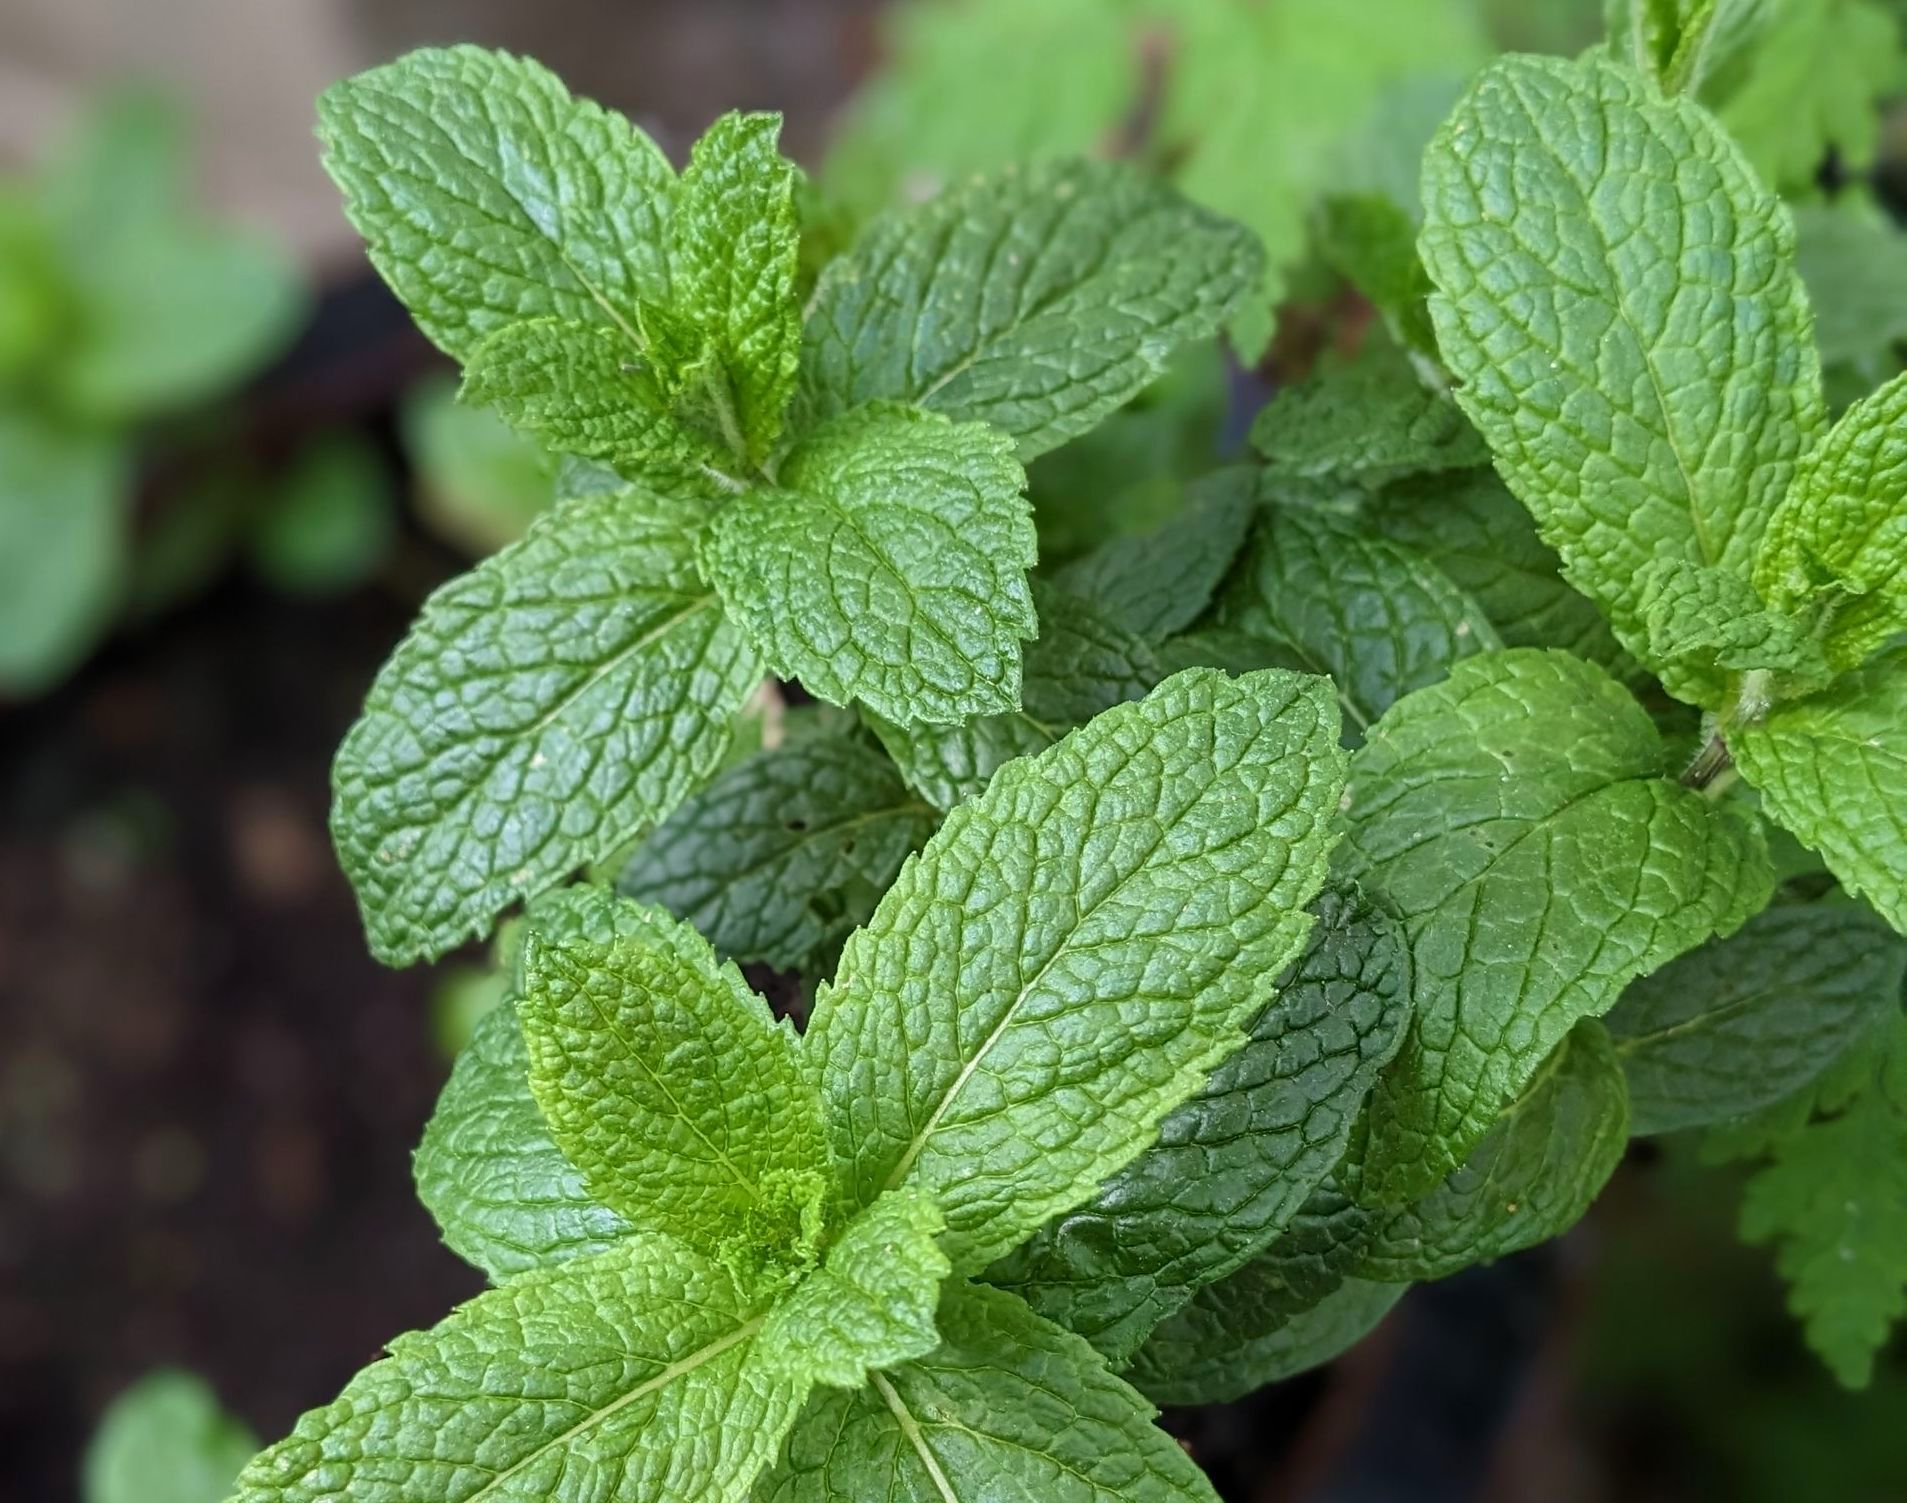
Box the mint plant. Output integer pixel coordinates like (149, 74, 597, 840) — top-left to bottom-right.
(85, 1371, 255, 1503)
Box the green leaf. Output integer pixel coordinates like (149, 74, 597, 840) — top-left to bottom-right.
(1050, 468, 1258, 642)
(673, 112, 801, 465)
(1362, 469, 1634, 674)
(1635, 554, 1829, 691)
(1314, 192, 1439, 357)
(1353, 1020, 1630, 1281)
(799, 158, 1261, 460)
(617, 737, 936, 972)
(1419, 53, 1824, 704)
(232, 1235, 805, 1503)
(0, 417, 127, 697)
(760, 1189, 951, 1388)
(1607, 902, 1907, 1135)
(1342, 650, 1773, 1200)
(250, 435, 396, 596)
(1214, 504, 1502, 740)
(401, 373, 554, 554)
(987, 882, 1412, 1363)
(84, 1370, 256, 1503)
(1793, 201, 1907, 376)
(807, 667, 1347, 1273)
(700, 403, 1034, 726)
(1733, 651, 1907, 933)
(330, 485, 761, 965)
(1755, 371, 1907, 671)
(1123, 1181, 1391, 1406)
(756, 1281, 1219, 1503)
(1251, 337, 1487, 486)
(1735, 1016, 1907, 1388)
(317, 45, 676, 363)
(868, 584, 1164, 811)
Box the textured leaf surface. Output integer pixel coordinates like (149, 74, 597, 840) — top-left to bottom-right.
(519, 930, 825, 1263)
(232, 1236, 802, 1503)
(1420, 54, 1823, 698)
(1635, 555, 1827, 696)
(868, 585, 1164, 811)
(1051, 469, 1258, 642)
(1354, 1021, 1629, 1281)
(988, 883, 1412, 1362)
(84, 1370, 256, 1503)
(760, 1190, 950, 1389)
(1733, 652, 1907, 933)
(807, 668, 1346, 1273)
(1362, 469, 1631, 673)
(1609, 902, 1907, 1134)
(1124, 1181, 1390, 1406)
(1755, 372, 1907, 671)
(317, 46, 676, 363)
(800, 157, 1260, 459)
(1215, 504, 1501, 739)
(756, 1282, 1218, 1503)
(1343, 650, 1772, 1200)
(701, 404, 1034, 726)
(330, 488, 760, 964)
(617, 738, 935, 971)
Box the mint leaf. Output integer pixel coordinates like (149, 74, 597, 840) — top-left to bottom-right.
(760, 1190, 950, 1388)
(1419, 54, 1824, 702)
(1734, 1016, 1907, 1388)
(85, 1371, 256, 1503)
(1795, 201, 1907, 375)
(519, 927, 825, 1269)
(318, 46, 676, 364)
(807, 668, 1347, 1273)
(1251, 337, 1486, 487)
(616, 737, 936, 972)
(1636, 554, 1829, 690)
(799, 158, 1261, 460)
(1314, 193, 1439, 358)
(1755, 371, 1907, 672)
(757, 1282, 1218, 1503)
(1051, 469, 1258, 642)
(1607, 902, 1907, 1135)
(1354, 1020, 1630, 1281)
(230, 1236, 805, 1503)
(1362, 469, 1633, 675)
(673, 112, 801, 466)
(700, 403, 1034, 726)
(1124, 1180, 1390, 1406)
(987, 882, 1412, 1363)
(1733, 651, 1907, 933)
(868, 584, 1164, 811)
(1343, 650, 1773, 1200)
(330, 486, 760, 965)
(402, 373, 553, 554)
(1214, 505, 1501, 739)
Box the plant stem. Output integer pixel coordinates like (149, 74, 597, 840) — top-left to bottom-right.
(1681, 733, 1734, 792)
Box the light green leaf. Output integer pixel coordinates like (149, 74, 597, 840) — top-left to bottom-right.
(1362, 469, 1634, 674)
(1733, 651, 1907, 933)
(1123, 1181, 1390, 1406)
(0, 417, 127, 697)
(317, 45, 675, 363)
(1214, 504, 1502, 740)
(85, 1370, 256, 1503)
(1419, 53, 1824, 704)
(401, 373, 554, 555)
(1794, 201, 1907, 376)
(1050, 468, 1258, 642)
(1251, 337, 1486, 486)
(800, 157, 1261, 460)
(673, 112, 801, 465)
(1607, 902, 1907, 1135)
(757, 1281, 1219, 1503)
(1343, 650, 1773, 1200)
(760, 1190, 951, 1389)
(807, 667, 1347, 1273)
(232, 1235, 805, 1503)
(987, 882, 1412, 1363)
(330, 486, 761, 965)
(700, 403, 1034, 726)
(617, 737, 936, 972)
(519, 928, 825, 1270)
(1755, 371, 1907, 671)
(1636, 554, 1829, 694)
(868, 584, 1164, 811)
(1354, 1020, 1630, 1281)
